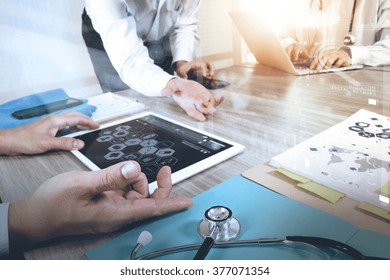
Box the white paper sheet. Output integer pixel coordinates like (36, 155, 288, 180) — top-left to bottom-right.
(271, 109, 390, 210)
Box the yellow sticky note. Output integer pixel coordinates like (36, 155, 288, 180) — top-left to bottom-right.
(276, 168, 311, 184)
(297, 181, 345, 204)
(358, 202, 390, 221)
(380, 182, 390, 197)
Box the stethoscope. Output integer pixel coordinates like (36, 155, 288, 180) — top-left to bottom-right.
(343, 0, 357, 45)
(130, 206, 388, 260)
(310, 0, 357, 46)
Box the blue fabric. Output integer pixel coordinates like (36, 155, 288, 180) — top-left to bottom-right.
(0, 89, 96, 129)
(86, 175, 390, 260)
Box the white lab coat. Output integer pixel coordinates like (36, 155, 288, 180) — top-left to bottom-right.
(280, 0, 390, 66)
(85, 0, 200, 96)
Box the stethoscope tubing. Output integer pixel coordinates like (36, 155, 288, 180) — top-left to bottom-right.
(131, 236, 388, 260)
(193, 237, 215, 260)
(132, 238, 286, 260)
(286, 236, 365, 260)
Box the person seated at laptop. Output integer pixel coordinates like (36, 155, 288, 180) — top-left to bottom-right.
(82, 0, 223, 122)
(0, 112, 192, 258)
(280, 0, 390, 70)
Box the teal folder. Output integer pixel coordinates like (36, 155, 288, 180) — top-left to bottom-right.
(87, 176, 390, 260)
(0, 88, 96, 129)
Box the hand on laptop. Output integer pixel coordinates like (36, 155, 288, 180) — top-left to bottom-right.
(310, 48, 352, 70)
(8, 162, 192, 251)
(285, 43, 311, 65)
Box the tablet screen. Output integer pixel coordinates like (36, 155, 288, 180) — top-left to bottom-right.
(69, 112, 244, 191)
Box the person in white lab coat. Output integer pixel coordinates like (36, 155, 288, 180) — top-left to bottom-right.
(82, 0, 222, 121)
(280, 0, 390, 69)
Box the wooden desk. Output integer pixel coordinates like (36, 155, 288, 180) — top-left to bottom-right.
(0, 64, 389, 259)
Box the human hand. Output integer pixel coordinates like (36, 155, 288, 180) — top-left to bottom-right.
(175, 60, 215, 80)
(0, 112, 99, 155)
(162, 78, 224, 121)
(285, 43, 311, 64)
(8, 161, 192, 249)
(310, 48, 352, 70)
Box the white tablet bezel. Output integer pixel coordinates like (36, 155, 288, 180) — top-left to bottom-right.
(66, 111, 245, 193)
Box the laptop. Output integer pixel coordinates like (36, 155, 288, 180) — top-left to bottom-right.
(230, 11, 363, 75)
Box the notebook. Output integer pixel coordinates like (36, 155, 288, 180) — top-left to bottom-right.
(230, 11, 363, 75)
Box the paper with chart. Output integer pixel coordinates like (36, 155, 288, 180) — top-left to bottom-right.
(271, 109, 390, 211)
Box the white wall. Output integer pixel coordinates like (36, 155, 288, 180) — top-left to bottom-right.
(197, 0, 240, 69)
(0, 0, 100, 102)
(0, 0, 242, 103)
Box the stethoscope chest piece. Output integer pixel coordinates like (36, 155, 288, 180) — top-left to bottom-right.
(197, 206, 241, 242)
(344, 33, 356, 46)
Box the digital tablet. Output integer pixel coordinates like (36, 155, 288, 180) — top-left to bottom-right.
(67, 112, 245, 192)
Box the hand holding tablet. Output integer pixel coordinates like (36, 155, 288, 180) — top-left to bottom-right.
(67, 112, 244, 193)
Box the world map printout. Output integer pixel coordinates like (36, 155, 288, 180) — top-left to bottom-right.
(271, 109, 390, 211)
